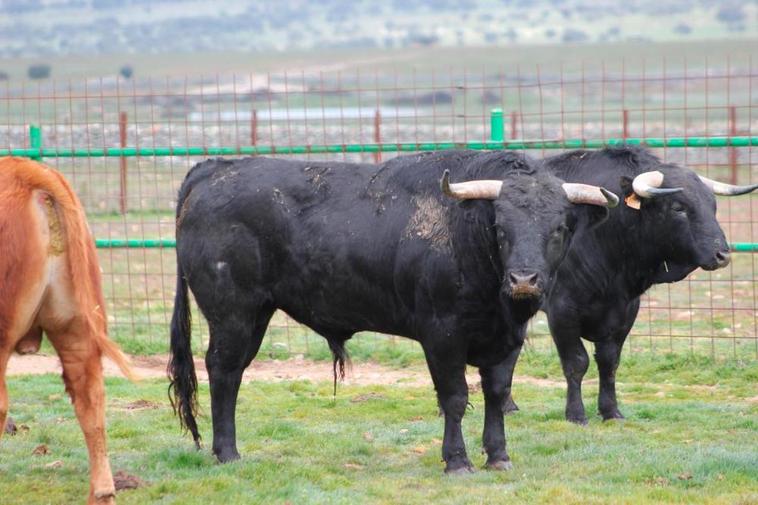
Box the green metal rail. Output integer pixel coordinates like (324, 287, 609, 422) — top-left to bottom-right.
(3, 136, 758, 158)
(7, 120, 758, 252)
(92, 238, 757, 252)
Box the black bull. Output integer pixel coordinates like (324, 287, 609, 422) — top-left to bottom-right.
(168, 150, 617, 472)
(502, 146, 758, 424)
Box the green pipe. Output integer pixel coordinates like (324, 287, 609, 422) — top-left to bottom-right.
(95, 238, 176, 248)
(730, 243, 758, 253)
(28, 125, 42, 160)
(3, 136, 758, 159)
(92, 239, 758, 252)
(490, 108, 504, 142)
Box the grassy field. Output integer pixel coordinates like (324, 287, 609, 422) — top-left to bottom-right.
(2, 352, 756, 504)
(1, 39, 756, 81)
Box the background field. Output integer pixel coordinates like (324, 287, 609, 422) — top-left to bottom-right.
(3, 39, 756, 361)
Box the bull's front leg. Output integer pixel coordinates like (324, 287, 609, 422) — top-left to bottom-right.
(424, 347, 472, 474)
(499, 345, 521, 415)
(480, 360, 513, 470)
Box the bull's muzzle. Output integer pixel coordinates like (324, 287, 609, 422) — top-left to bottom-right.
(507, 270, 542, 300)
(701, 248, 731, 271)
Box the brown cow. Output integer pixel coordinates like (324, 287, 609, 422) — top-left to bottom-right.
(0, 157, 133, 504)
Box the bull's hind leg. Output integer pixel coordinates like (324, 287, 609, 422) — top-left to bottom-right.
(480, 360, 513, 470)
(207, 304, 274, 463)
(48, 324, 115, 505)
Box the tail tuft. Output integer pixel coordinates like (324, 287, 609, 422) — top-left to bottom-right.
(328, 339, 351, 398)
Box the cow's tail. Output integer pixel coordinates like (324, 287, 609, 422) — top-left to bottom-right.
(327, 338, 351, 398)
(42, 162, 136, 381)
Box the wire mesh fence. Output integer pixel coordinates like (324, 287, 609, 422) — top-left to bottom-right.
(1, 54, 756, 360)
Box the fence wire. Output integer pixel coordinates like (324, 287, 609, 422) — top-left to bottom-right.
(1, 55, 756, 360)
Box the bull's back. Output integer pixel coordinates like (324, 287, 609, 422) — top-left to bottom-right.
(176, 157, 421, 332)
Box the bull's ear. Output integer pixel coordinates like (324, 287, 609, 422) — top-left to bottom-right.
(586, 206, 610, 230)
(620, 175, 634, 195)
(620, 175, 641, 210)
(571, 204, 609, 232)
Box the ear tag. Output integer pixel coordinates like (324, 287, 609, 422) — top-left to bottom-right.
(624, 193, 641, 210)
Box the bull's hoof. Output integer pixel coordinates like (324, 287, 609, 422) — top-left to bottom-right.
(444, 459, 475, 475)
(485, 458, 513, 471)
(566, 413, 588, 425)
(214, 448, 241, 463)
(503, 397, 520, 415)
(601, 409, 625, 421)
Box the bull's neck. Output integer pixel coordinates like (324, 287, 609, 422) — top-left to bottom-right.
(563, 216, 664, 299)
(597, 217, 666, 296)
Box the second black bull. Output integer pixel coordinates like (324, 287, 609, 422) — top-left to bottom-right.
(168, 150, 617, 473)
(502, 146, 758, 424)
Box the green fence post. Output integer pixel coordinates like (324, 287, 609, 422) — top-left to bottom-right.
(29, 125, 42, 160)
(490, 108, 504, 143)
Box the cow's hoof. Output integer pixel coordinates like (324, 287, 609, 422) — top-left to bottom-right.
(4, 417, 17, 435)
(485, 458, 513, 471)
(91, 488, 116, 504)
(444, 460, 475, 475)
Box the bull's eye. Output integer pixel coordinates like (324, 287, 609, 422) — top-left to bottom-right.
(670, 201, 687, 214)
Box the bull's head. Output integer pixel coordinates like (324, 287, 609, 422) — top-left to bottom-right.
(622, 168, 758, 277)
(441, 170, 618, 303)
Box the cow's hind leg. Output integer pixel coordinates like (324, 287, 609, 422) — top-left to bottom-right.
(480, 360, 513, 470)
(207, 304, 274, 463)
(0, 343, 11, 438)
(47, 325, 115, 505)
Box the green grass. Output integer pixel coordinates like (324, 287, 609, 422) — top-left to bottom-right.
(2, 354, 757, 504)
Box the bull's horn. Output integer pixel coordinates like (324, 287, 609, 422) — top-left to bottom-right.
(562, 183, 619, 208)
(632, 170, 683, 198)
(698, 175, 758, 196)
(440, 170, 503, 200)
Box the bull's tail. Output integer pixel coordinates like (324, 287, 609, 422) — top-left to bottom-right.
(168, 255, 201, 448)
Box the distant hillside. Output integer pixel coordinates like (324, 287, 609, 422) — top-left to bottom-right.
(0, 0, 755, 58)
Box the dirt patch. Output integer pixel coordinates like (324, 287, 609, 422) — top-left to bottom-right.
(32, 444, 49, 456)
(7, 353, 567, 388)
(113, 470, 145, 491)
(350, 392, 386, 403)
(404, 194, 451, 251)
(123, 399, 161, 410)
